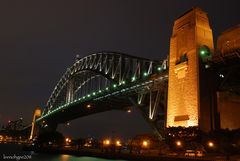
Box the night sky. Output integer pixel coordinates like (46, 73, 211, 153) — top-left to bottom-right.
(0, 1, 239, 139)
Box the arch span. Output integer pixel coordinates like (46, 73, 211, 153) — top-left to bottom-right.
(45, 52, 164, 114)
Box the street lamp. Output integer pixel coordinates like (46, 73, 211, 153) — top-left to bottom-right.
(65, 137, 71, 143)
(86, 104, 91, 109)
(103, 139, 110, 146)
(176, 140, 182, 147)
(142, 140, 149, 148)
(208, 141, 214, 148)
(116, 140, 121, 146)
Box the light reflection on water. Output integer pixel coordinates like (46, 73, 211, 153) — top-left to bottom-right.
(31, 153, 127, 161)
(0, 144, 128, 161)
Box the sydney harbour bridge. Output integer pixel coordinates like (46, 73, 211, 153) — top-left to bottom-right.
(31, 52, 169, 139)
(27, 7, 240, 140)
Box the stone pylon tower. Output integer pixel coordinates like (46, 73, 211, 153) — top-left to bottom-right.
(167, 8, 214, 130)
(30, 108, 41, 140)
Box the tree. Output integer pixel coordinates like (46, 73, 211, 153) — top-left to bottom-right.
(35, 131, 64, 147)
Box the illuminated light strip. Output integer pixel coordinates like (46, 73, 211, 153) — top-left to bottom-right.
(37, 79, 156, 122)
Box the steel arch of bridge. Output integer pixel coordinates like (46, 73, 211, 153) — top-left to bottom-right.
(45, 52, 168, 115)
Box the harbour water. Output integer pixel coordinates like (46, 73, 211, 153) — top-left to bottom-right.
(0, 144, 128, 161)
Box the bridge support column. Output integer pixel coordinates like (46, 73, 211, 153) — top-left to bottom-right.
(167, 7, 214, 131)
(29, 108, 42, 140)
(149, 90, 161, 120)
(131, 88, 166, 140)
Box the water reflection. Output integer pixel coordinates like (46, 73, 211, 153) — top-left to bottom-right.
(0, 144, 127, 161)
(32, 154, 127, 161)
(61, 154, 70, 161)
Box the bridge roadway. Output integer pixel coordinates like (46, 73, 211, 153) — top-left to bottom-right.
(36, 71, 168, 125)
(36, 52, 169, 128)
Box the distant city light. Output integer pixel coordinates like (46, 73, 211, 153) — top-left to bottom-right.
(219, 74, 224, 78)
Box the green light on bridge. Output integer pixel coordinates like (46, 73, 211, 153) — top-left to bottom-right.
(106, 87, 109, 90)
(87, 94, 91, 97)
(200, 50, 206, 55)
(99, 90, 102, 93)
(157, 67, 162, 71)
(122, 80, 126, 84)
(132, 76, 136, 82)
(113, 84, 117, 88)
(93, 92, 96, 95)
(199, 45, 210, 58)
(143, 72, 148, 77)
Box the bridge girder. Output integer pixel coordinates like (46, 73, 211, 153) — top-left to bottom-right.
(45, 52, 168, 115)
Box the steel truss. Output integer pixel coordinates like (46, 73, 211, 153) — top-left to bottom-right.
(45, 52, 166, 114)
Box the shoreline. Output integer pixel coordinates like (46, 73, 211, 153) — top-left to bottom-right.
(24, 147, 212, 161)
